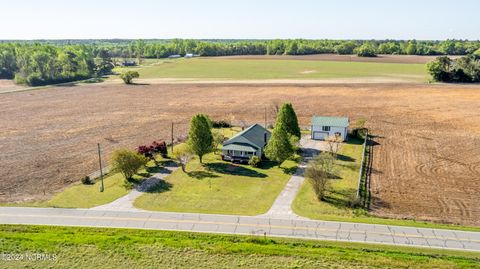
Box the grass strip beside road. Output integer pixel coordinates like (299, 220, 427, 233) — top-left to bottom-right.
(0, 225, 478, 268)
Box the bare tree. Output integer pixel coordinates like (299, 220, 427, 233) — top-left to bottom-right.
(325, 135, 344, 158)
(305, 152, 336, 201)
(270, 99, 281, 123)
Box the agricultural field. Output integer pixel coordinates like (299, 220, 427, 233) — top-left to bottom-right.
(116, 56, 428, 83)
(1, 56, 480, 226)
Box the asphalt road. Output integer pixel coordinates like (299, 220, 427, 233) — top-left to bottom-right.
(1, 207, 479, 252)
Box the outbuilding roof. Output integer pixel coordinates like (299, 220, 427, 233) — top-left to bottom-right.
(222, 124, 270, 149)
(311, 116, 349, 127)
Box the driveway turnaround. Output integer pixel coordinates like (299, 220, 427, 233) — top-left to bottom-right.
(1, 207, 479, 252)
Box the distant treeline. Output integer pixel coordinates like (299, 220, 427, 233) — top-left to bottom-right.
(1, 39, 480, 86)
(85, 39, 480, 58)
(0, 43, 113, 86)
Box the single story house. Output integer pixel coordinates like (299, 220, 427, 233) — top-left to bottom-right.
(221, 124, 271, 163)
(311, 116, 349, 141)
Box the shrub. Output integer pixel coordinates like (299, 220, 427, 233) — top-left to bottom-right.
(248, 156, 261, 167)
(110, 149, 147, 181)
(81, 176, 94, 185)
(120, 71, 140, 84)
(211, 120, 231, 128)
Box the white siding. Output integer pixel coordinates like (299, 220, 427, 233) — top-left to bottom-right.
(311, 125, 348, 140)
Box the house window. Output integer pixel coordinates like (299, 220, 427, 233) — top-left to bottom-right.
(322, 126, 331, 132)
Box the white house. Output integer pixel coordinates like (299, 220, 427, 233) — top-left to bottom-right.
(311, 116, 349, 141)
(221, 124, 271, 163)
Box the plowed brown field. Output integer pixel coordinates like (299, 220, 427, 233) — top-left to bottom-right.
(1, 82, 479, 225)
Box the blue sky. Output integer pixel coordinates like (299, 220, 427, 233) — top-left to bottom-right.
(1, 0, 478, 40)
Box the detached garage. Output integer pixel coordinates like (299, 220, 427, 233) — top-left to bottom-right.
(311, 116, 349, 141)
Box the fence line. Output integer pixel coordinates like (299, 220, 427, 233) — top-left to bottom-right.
(355, 130, 369, 202)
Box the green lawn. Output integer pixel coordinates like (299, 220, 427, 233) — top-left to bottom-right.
(134, 152, 298, 215)
(292, 138, 480, 232)
(118, 58, 428, 82)
(1, 225, 478, 268)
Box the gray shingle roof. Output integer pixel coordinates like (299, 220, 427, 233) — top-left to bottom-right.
(311, 116, 349, 127)
(222, 124, 271, 149)
(222, 143, 257, 152)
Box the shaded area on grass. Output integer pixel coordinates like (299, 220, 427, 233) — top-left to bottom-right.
(205, 162, 267, 178)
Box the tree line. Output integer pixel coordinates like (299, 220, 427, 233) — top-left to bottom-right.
(0, 43, 113, 86)
(95, 39, 480, 58)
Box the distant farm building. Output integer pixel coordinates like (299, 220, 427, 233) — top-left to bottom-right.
(120, 60, 137, 66)
(311, 116, 349, 140)
(168, 55, 181, 58)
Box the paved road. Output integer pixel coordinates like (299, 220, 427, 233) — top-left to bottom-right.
(1, 207, 479, 252)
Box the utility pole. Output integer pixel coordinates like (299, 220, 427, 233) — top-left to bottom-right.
(264, 106, 267, 128)
(171, 122, 174, 153)
(97, 143, 104, 192)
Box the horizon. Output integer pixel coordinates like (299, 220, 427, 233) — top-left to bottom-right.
(1, 0, 479, 40)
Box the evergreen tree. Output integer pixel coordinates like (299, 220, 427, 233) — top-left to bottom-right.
(276, 103, 301, 139)
(265, 124, 294, 167)
(188, 114, 213, 163)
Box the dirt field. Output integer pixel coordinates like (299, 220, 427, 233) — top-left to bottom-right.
(215, 54, 460, 64)
(1, 82, 480, 225)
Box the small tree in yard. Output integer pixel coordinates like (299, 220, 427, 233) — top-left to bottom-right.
(265, 124, 294, 167)
(325, 135, 344, 158)
(188, 114, 213, 163)
(173, 145, 193, 173)
(111, 149, 147, 181)
(305, 152, 336, 201)
(276, 103, 301, 139)
(120, 70, 139, 84)
(212, 130, 225, 154)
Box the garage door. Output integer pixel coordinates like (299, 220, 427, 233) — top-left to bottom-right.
(312, 132, 328, 140)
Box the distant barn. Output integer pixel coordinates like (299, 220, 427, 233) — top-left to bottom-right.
(168, 55, 181, 58)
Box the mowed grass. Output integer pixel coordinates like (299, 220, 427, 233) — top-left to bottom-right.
(293, 138, 365, 218)
(292, 139, 480, 232)
(125, 58, 428, 81)
(1, 225, 479, 268)
(134, 151, 298, 215)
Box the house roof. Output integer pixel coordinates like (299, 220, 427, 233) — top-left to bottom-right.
(222, 124, 271, 149)
(311, 116, 349, 127)
(222, 143, 257, 152)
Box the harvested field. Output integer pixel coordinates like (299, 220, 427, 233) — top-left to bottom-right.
(1, 82, 480, 226)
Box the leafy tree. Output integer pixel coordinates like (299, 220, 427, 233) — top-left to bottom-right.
(212, 130, 225, 154)
(173, 144, 194, 173)
(95, 48, 114, 75)
(188, 114, 213, 163)
(427, 56, 452, 82)
(276, 103, 301, 139)
(120, 70, 140, 84)
(110, 149, 147, 181)
(405, 41, 417, 55)
(264, 124, 294, 167)
(356, 43, 377, 57)
(305, 152, 336, 201)
(334, 41, 357, 55)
